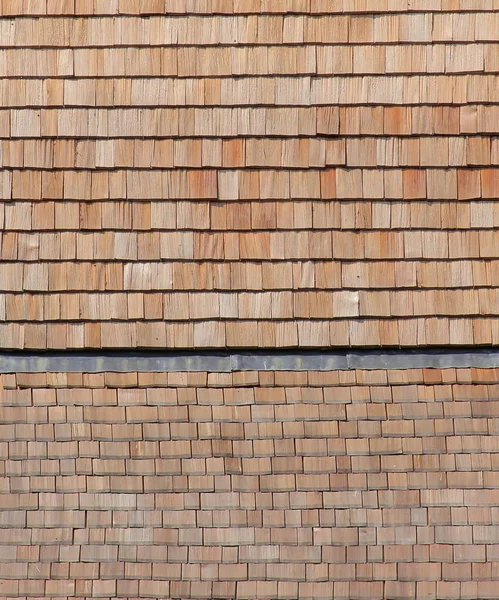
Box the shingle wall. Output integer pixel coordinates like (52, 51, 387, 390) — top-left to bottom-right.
(2, 1, 499, 597)
(0, 1, 498, 349)
(2, 368, 499, 599)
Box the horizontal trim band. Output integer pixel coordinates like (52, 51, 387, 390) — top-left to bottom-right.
(0, 349, 498, 373)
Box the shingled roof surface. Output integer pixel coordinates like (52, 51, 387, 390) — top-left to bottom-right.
(0, 1, 498, 350)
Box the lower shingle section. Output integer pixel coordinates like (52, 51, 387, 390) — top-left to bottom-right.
(2, 367, 499, 599)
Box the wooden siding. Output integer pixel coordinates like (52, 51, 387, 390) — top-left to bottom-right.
(1, 367, 499, 598)
(0, 3, 497, 348)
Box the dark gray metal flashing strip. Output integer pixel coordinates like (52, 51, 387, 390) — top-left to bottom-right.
(1, 349, 499, 373)
(0, 354, 230, 374)
(347, 351, 499, 370)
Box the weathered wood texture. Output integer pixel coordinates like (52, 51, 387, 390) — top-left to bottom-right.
(1, 367, 499, 599)
(0, 4, 498, 349)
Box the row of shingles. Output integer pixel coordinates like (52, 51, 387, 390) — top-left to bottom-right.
(2, 1, 499, 15)
(5, 259, 499, 293)
(1, 109, 497, 153)
(3, 376, 499, 398)
(2, 105, 497, 136)
(5, 316, 499, 348)
(4, 367, 499, 387)
(1, 80, 498, 108)
(1, 77, 496, 106)
(0, 316, 490, 345)
(1, 374, 499, 599)
(0, 45, 496, 76)
(0, 11, 495, 51)
(1, 580, 496, 600)
(4, 199, 499, 230)
(6, 289, 499, 320)
(0, 580, 467, 600)
(1, 136, 497, 168)
(2, 196, 498, 231)
(1, 107, 496, 137)
(6, 133, 496, 165)
(4, 227, 499, 258)
(4, 168, 498, 199)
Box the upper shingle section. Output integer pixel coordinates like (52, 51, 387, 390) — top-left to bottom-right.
(0, 2, 498, 349)
(3, 0, 499, 14)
